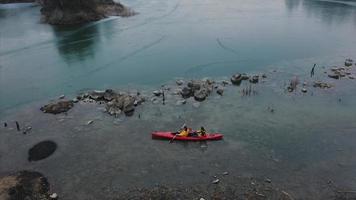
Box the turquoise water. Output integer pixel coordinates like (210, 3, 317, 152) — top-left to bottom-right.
(1, 0, 356, 112)
(1, 1, 356, 198)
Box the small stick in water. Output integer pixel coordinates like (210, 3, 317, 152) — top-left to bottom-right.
(311, 64, 316, 77)
(162, 90, 165, 105)
(15, 121, 20, 131)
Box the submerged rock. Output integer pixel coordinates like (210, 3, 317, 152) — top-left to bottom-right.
(0, 171, 51, 200)
(176, 99, 187, 106)
(28, 140, 57, 161)
(328, 73, 340, 79)
(40, 100, 74, 114)
(313, 81, 333, 89)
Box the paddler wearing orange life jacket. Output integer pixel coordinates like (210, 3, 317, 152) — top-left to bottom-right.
(177, 126, 190, 137)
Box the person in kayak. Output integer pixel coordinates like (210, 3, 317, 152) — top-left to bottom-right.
(177, 126, 189, 137)
(197, 126, 206, 136)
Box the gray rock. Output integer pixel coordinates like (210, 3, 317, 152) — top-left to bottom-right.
(72, 98, 79, 103)
(313, 81, 333, 89)
(250, 75, 259, 84)
(212, 179, 220, 184)
(89, 90, 105, 101)
(328, 73, 340, 79)
(176, 80, 184, 86)
(153, 90, 162, 97)
(222, 80, 230, 86)
(103, 89, 116, 101)
(216, 88, 224, 96)
(59, 95, 65, 99)
(194, 89, 208, 101)
(301, 88, 307, 93)
(187, 81, 201, 91)
(231, 73, 243, 85)
(181, 87, 192, 98)
(176, 99, 187, 106)
(40, 100, 74, 114)
(345, 59, 353, 67)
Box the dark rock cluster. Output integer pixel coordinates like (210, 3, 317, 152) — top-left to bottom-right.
(77, 89, 145, 116)
(0, 171, 52, 200)
(39, 0, 134, 25)
(40, 100, 74, 114)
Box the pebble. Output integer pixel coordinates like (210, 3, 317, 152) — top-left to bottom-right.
(301, 88, 307, 93)
(176, 99, 187, 106)
(59, 95, 65, 99)
(265, 178, 272, 183)
(200, 198, 206, 200)
(223, 171, 229, 175)
(193, 102, 200, 108)
(50, 193, 58, 199)
(87, 120, 94, 125)
(212, 179, 220, 184)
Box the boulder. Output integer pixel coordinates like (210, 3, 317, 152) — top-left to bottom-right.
(122, 96, 135, 115)
(194, 89, 208, 102)
(187, 81, 201, 91)
(216, 88, 224, 96)
(249, 75, 259, 84)
(231, 73, 243, 85)
(181, 87, 193, 98)
(103, 89, 116, 101)
(40, 100, 74, 114)
(0, 171, 51, 200)
(345, 59, 353, 67)
(89, 90, 106, 101)
(176, 80, 184, 86)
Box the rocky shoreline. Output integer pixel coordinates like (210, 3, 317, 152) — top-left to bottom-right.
(39, 59, 355, 118)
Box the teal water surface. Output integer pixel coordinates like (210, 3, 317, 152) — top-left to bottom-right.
(1, 0, 356, 112)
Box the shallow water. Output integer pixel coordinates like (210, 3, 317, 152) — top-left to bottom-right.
(1, 0, 356, 199)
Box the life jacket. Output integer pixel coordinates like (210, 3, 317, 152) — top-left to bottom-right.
(179, 130, 189, 137)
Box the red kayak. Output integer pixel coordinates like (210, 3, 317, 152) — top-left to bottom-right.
(152, 131, 223, 141)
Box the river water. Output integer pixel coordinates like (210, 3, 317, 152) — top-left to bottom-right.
(1, 0, 356, 199)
